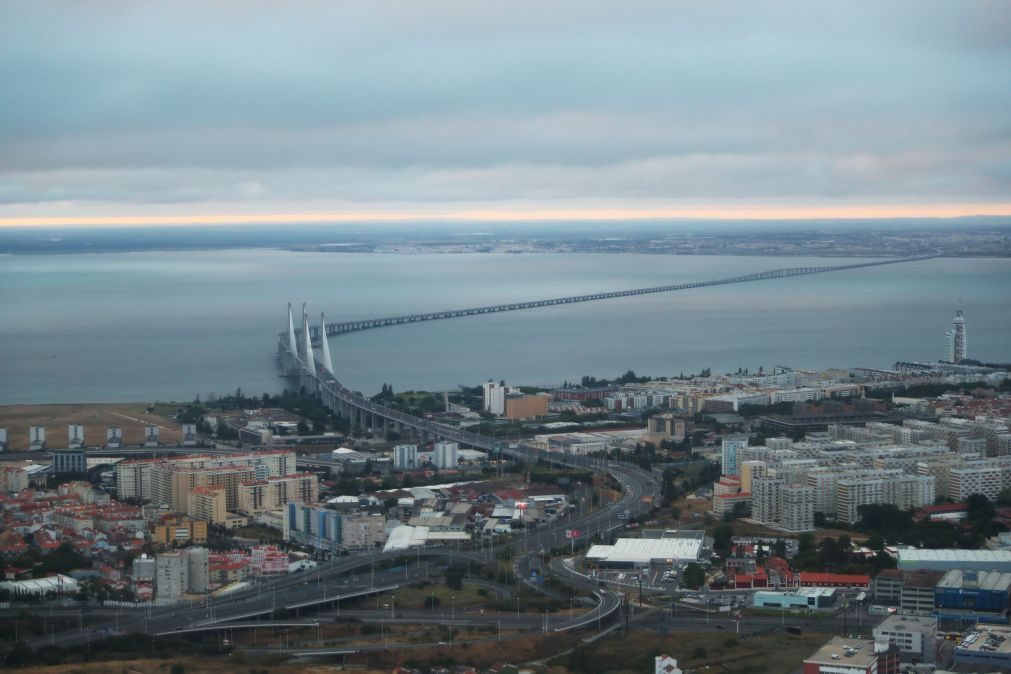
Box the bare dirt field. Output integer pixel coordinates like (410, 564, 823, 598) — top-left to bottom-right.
(0, 403, 182, 451)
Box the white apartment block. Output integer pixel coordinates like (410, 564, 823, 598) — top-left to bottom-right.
(946, 457, 1011, 501)
(836, 471, 935, 523)
(116, 460, 155, 500)
(781, 484, 815, 532)
(482, 381, 508, 415)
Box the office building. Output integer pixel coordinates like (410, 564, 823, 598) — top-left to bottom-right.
(152, 517, 208, 545)
(393, 444, 418, 470)
(52, 448, 87, 475)
(504, 393, 549, 420)
(872, 614, 937, 664)
(432, 441, 459, 469)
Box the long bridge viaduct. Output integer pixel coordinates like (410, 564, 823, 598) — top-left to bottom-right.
(308, 255, 938, 340)
(280, 255, 935, 448)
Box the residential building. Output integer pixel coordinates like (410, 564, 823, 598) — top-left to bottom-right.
(721, 434, 748, 476)
(29, 426, 45, 451)
(187, 546, 209, 594)
(482, 380, 508, 415)
(781, 484, 815, 532)
(237, 473, 318, 514)
(284, 502, 386, 552)
(751, 475, 784, 526)
(156, 551, 190, 599)
(187, 485, 227, 524)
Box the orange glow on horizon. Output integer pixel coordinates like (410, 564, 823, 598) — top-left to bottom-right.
(0, 203, 1009, 228)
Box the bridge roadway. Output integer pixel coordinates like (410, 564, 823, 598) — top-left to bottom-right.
(309, 256, 936, 338)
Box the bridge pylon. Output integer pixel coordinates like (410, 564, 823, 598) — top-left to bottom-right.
(287, 303, 298, 358)
(320, 313, 335, 374)
(302, 303, 316, 377)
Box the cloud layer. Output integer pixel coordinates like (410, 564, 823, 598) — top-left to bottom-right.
(1, 1, 1009, 223)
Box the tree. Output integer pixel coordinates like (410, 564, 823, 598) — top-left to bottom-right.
(296, 420, 310, 435)
(683, 563, 705, 589)
(772, 539, 787, 559)
(712, 523, 734, 556)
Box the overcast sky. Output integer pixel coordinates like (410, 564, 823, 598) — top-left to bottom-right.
(1, 1, 1009, 226)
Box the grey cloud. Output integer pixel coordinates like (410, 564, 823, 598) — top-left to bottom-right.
(0, 0, 1008, 211)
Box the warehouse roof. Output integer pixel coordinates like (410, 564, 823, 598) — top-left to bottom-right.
(937, 569, 1011, 592)
(899, 549, 1011, 566)
(586, 536, 702, 564)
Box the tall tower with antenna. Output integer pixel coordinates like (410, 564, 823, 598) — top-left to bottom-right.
(944, 304, 967, 363)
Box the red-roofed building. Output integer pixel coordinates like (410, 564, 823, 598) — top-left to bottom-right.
(799, 572, 870, 589)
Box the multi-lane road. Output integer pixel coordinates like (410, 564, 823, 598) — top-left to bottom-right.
(20, 443, 657, 654)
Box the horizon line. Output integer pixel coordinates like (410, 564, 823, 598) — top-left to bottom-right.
(1, 203, 1010, 228)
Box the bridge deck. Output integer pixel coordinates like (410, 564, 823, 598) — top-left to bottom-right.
(299, 256, 936, 338)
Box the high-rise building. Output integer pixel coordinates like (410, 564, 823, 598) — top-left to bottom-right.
(155, 550, 190, 599)
(237, 473, 318, 514)
(944, 308, 967, 363)
(67, 424, 85, 449)
(781, 484, 815, 532)
(482, 380, 508, 416)
(393, 444, 418, 470)
(721, 434, 749, 477)
(432, 441, 459, 469)
(284, 502, 386, 552)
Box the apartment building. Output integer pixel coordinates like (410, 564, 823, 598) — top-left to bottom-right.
(187, 485, 227, 524)
(237, 473, 318, 514)
(781, 484, 815, 532)
(836, 471, 935, 523)
(284, 503, 387, 552)
(946, 457, 1011, 501)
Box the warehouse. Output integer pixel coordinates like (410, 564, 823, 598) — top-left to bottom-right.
(585, 536, 703, 569)
(935, 570, 1011, 616)
(897, 549, 1011, 573)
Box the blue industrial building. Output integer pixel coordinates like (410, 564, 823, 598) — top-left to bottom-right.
(935, 570, 1011, 616)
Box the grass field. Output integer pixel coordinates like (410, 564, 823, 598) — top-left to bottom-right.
(0, 403, 182, 451)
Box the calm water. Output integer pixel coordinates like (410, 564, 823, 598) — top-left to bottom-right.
(1, 251, 1008, 404)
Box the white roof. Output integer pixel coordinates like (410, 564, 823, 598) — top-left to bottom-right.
(899, 549, 1011, 564)
(383, 525, 429, 552)
(0, 574, 79, 595)
(586, 537, 702, 564)
(326, 495, 360, 504)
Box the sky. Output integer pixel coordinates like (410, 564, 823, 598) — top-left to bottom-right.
(1, 1, 1009, 227)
